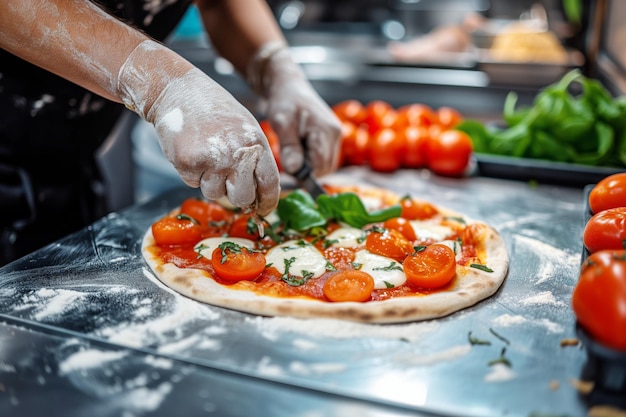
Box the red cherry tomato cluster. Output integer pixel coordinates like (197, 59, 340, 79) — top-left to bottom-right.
(333, 99, 472, 176)
(259, 100, 473, 177)
(572, 172, 626, 351)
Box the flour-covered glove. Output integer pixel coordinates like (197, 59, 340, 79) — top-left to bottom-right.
(116, 40, 280, 216)
(248, 42, 341, 177)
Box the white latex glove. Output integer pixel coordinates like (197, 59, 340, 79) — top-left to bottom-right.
(117, 40, 280, 216)
(248, 42, 342, 177)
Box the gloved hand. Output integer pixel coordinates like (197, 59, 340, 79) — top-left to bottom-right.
(116, 40, 280, 216)
(248, 42, 342, 177)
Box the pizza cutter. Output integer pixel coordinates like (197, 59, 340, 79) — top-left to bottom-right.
(293, 160, 326, 199)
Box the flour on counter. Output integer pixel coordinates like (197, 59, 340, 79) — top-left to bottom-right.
(248, 316, 440, 342)
(519, 291, 566, 307)
(289, 361, 347, 376)
(484, 363, 516, 382)
(492, 314, 565, 334)
(58, 348, 128, 375)
(396, 344, 471, 366)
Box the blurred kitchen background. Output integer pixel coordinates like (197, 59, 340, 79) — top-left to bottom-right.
(98, 0, 624, 208)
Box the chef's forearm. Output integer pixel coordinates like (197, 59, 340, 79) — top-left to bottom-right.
(0, 0, 147, 103)
(195, 0, 286, 76)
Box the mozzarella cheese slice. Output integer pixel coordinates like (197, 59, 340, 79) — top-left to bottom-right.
(194, 237, 256, 259)
(409, 220, 455, 242)
(438, 239, 463, 262)
(265, 240, 328, 278)
(326, 226, 366, 248)
(353, 250, 406, 289)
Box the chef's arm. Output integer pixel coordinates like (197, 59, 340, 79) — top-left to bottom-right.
(195, 0, 342, 177)
(0, 0, 281, 215)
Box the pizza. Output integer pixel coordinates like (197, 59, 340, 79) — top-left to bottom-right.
(142, 184, 509, 323)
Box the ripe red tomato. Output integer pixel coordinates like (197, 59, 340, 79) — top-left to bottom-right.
(426, 130, 473, 177)
(332, 99, 366, 125)
(151, 215, 202, 246)
(572, 249, 626, 350)
(395, 103, 437, 128)
(583, 207, 626, 253)
(260, 120, 282, 171)
(383, 217, 417, 241)
(403, 244, 456, 288)
(323, 270, 375, 302)
(364, 100, 397, 135)
(436, 106, 463, 130)
(400, 197, 438, 220)
(368, 128, 403, 172)
(365, 228, 414, 262)
(398, 125, 430, 168)
(180, 198, 229, 225)
(211, 243, 266, 282)
(589, 172, 626, 214)
(229, 215, 262, 240)
(340, 122, 370, 166)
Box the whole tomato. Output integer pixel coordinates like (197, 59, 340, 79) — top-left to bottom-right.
(340, 121, 370, 166)
(395, 103, 437, 128)
(572, 250, 626, 350)
(332, 99, 367, 125)
(583, 207, 626, 253)
(368, 128, 403, 172)
(364, 100, 397, 135)
(436, 106, 463, 130)
(426, 130, 473, 177)
(398, 125, 430, 168)
(589, 172, 626, 214)
(259, 120, 282, 171)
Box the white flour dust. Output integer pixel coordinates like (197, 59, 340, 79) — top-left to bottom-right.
(58, 349, 128, 375)
(492, 314, 565, 334)
(484, 363, 516, 382)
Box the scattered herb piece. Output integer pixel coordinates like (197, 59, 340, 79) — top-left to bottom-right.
(471, 263, 494, 273)
(468, 331, 492, 346)
(489, 328, 511, 345)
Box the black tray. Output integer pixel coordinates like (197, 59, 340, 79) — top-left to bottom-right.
(475, 153, 625, 188)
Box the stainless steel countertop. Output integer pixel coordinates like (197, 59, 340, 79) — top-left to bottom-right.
(0, 167, 592, 417)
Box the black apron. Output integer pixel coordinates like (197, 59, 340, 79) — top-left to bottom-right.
(0, 0, 193, 264)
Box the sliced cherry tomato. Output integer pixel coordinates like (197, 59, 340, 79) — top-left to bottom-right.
(400, 197, 438, 220)
(341, 122, 370, 166)
(180, 198, 229, 225)
(583, 207, 626, 253)
(589, 172, 626, 214)
(211, 242, 266, 282)
(572, 250, 626, 350)
(260, 120, 282, 171)
(229, 214, 262, 240)
(368, 128, 403, 172)
(383, 217, 417, 241)
(323, 270, 375, 302)
(365, 228, 414, 262)
(426, 130, 473, 177)
(436, 106, 463, 130)
(398, 125, 430, 168)
(403, 244, 456, 288)
(395, 103, 437, 128)
(332, 99, 366, 125)
(364, 100, 397, 135)
(151, 215, 202, 246)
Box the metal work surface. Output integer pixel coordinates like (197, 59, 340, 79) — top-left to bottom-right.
(0, 167, 591, 416)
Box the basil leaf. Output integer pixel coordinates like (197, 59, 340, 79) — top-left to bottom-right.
(317, 192, 401, 228)
(277, 189, 327, 231)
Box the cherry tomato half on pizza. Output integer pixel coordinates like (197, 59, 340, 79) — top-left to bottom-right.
(152, 214, 203, 246)
(403, 244, 457, 289)
(323, 270, 375, 302)
(572, 249, 626, 350)
(583, 207, 626, 253)
(211, 242, 267, 282)
(588, 172, 626, 214)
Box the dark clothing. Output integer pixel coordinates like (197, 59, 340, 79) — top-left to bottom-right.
(0, 0, 193, 265)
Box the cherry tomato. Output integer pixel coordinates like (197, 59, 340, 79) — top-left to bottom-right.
(398, 125, 430, 168)
(365, 228, 414, 262)
(211, 243, 266, 282)
(229, 214, 263, 240)
(332, 99, 366, 125)
(436, 106, 463, 130)
(151, 215, 202, 246)
(589, 172, 626, 214)
(583, 207, 626, 253)
(383, 217, 417, 241)
(395, 103, 437, 128)
(180, 198, 228, 225)
(572, 250, 626, 350)
(368, 128, 403, 172)
(323, 270, 375, 302)
(341, 122, 370, 166)
(364, 100, 397, 135)
(403, 244, 456, 288)
(260, 120, 282, 171)
(400, 197, 438, 220)
(426, 130, 473, 177)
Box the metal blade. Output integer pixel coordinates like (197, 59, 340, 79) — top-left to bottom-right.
(293, 161, 326, 199)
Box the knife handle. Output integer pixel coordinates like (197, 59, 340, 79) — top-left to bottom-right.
(293, 160, 313, 182)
